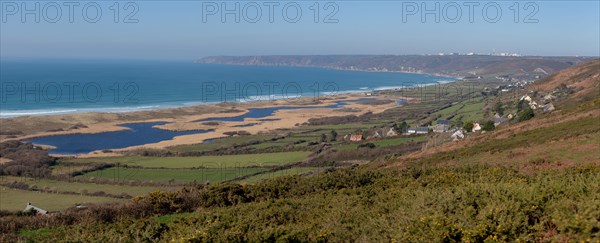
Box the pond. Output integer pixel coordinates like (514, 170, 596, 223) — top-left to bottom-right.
(26, 122, 213, 154)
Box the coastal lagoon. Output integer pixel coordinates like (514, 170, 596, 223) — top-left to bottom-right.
(23, 99, 375, 154)
(0, 59, 453, 118)
(26, 122, 212, 154)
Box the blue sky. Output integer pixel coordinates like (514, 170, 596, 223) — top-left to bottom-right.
(1, 1, 599, 60)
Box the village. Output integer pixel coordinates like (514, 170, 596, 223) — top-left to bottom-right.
(339, 82, 561, 152)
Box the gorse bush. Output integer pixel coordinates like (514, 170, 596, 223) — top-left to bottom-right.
(13, 164, 599, 242)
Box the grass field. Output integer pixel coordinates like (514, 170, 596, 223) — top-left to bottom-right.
(63, 152, 310, 168)
(336, 136, 427, 150)
(50, 164, 97, 176)
(79, 167, 268, 183)
(432, 97, 486, 122)
(0, 176, 173, 196)
(0, 187, 124, 211)
(168, 135, 272, 152)
(240, 167, 321, 184)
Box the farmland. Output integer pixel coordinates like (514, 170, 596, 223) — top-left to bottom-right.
(79, 167, 269, 183)
(63, 152, 310, 169)
(240, 167, 321, 184)
(335, 136, 428, 150)
(0, 176, 173, 196)
(0, 186, 125, 211)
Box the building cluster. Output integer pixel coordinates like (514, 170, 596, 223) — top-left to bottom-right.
(432, 52, 522, 57)
(520, 95, 556, 112)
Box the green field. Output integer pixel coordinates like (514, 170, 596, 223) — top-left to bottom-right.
(240, 167, 321, 184)
(79, 167, 268, 183)
(63, 152, 310, 168)
(336, 136, 427, 150)
(432, 97, 486, 122)
(0, 187, 124, 211)
(50, 164, 97, 176)
(168, 135, 272, 152)
(0, 176, 173, 196)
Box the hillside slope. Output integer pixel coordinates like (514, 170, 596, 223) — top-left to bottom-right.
(535, 60, 599, 92)
(534, 59, 600, 105)
(196, 55, 591, 78)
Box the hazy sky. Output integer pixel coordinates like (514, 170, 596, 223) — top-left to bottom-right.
(1, 1, 599, 60)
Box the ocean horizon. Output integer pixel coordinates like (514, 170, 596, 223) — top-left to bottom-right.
(0, 59, 455, 118)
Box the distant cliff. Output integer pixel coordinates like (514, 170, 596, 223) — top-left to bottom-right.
(195, 55, 591, 78)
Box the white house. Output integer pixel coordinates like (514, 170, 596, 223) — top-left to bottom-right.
(386, 128, 398, 137)
(520, 95, 532, 102)
(451, 130, 465, 141)
(472, 123, 481, 132)
(24, 202, 48, 216)
(408, 127, 429, 135)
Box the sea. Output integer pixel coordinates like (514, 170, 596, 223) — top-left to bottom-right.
(0, 59, 454, 118)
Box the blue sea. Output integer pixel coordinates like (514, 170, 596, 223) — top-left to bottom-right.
(0, 59, 453, 118)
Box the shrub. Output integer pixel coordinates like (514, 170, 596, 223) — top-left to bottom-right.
(482, 120, 495, 131)
(0, 141, 56, 177)
(358, 143, 376, 149)
(463, 122, 474, 132)
(330, 130, 338, 142)
(517, 108, 535, 122)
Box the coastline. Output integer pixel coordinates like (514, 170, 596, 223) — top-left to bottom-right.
(191, 61, 464, 80)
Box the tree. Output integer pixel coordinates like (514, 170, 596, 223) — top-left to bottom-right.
(463, 122, 474, 132)
(482, 120, 495, 131)
(517, 108, 535, 122)
(320, 134, 328, 143)
(516, 100, 528, 113)
(494, 102, 505, 116)
(330, 130, 338, 142)
(398, 121, 408, 133)
(453, 119, 464, 128)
